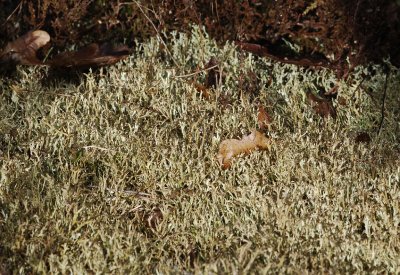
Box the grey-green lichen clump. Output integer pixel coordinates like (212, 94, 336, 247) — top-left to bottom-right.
(0, 26, 399, 273)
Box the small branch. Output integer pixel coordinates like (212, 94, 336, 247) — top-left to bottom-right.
(83, 145, 115, 152)
(173, 64, 219, 78)
(378, 71, 389, 134)
(121, 1, 179, 68)
(1, 1, 23, 26)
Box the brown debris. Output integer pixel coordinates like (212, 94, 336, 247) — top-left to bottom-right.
(190, 81, 211, 99)
(306, 91, 337, 119)
(257, 104, 273, 130)
(0, 30, 50, 66)
(187, 57, 223, 100)
(0, 30, 131, 72)
(236, 41, 334, 71)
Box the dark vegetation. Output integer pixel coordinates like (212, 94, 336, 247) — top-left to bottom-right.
(1, 0, 399, 76)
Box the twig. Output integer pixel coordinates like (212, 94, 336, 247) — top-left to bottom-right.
(83, 145, 116, 152)
(378, 71, 389, 134)
(1, 1, 23, 26)
(121, 1, 179, 68)
(173, 64, 219, 78)
(353, 0, 361, 25)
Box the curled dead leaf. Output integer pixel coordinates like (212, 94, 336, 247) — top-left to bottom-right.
(0, 30, 131, 72)
(0, 30, 50, 66)
(217, 130, 270, 169)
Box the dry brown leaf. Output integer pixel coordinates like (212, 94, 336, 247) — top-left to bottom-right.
(217, 130, 270, 169)
(0, 30, 50, 65)
(0, 30, 131, 71)
(47, 43, 131, 68)
(257, 104, 273, 130)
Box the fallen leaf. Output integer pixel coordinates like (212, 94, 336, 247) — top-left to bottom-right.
(0, 30, 131, 72)
(306, 91, 337, 118)
(236, 41, 332, 70)
(217, 130, 270, 169)
(257, 104, 273, 130)
(47, 43, 131, 68)
(0, 30, 50, 66)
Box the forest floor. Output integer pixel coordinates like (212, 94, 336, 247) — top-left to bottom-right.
(1, 27, 399, 273)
